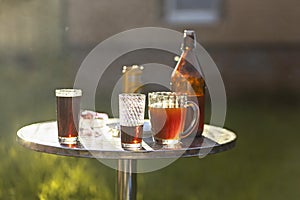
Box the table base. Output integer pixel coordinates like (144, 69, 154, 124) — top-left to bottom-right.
(117, 160, 137, 200)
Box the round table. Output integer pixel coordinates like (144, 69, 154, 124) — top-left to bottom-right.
(17, 119, 237, 200)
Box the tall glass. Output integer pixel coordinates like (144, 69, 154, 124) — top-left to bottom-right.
(56, 89, 82, 144)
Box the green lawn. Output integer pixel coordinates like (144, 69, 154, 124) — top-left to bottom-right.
(0, 59, 299, 199)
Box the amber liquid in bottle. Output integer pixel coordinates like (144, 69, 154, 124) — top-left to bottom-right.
(171, 30, 205, 137)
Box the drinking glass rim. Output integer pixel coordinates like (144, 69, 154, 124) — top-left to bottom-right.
(119, 93, 146, 97)
(55, 89, 82, 97)
(148, 92, 187, 97)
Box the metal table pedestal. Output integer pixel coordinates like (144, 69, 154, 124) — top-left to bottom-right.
(117, 160, 137, 200)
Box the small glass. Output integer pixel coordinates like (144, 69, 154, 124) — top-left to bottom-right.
(56, 89, 82, 144)
(119, 93, 146, 150)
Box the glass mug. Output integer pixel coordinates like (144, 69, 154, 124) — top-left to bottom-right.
(148, 92, 199, 145)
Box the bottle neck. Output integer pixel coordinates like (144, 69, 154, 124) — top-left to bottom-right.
(180, 45, 194, 59)
(182, 30, 196, 50)
(181, 42, 195, 51)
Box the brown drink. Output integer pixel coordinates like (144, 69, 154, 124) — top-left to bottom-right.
(56, 89, 82, 144)
(148, 92, 199, 145)
(171, 30, 205, 137)
(120, 125, 143, 146)
(149, 107, 186, 141)
(186, 95, 205, 135)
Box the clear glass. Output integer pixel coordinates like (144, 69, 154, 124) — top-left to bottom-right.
(148, 92, 199, 145)
(55, 89, 82, 144)
(119, 93, 146, 150)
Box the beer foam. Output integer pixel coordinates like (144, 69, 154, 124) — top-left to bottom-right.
(55, 89, 82, 97)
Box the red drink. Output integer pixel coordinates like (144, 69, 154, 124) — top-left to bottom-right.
(149, 107, 187, 144)
(120, 125, 143, 150)
(121, 125, 143, 144)
(56, 89, 81, 144)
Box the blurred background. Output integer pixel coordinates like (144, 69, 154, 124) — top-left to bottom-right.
(1, 0, 300, 199)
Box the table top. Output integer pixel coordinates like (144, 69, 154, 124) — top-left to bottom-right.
(17, 119, 237, 159)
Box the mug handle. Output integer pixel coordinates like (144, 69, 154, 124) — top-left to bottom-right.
(180, 101, 200, 139)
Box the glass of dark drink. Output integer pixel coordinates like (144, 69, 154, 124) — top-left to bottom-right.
(119, 93, 145, 150)
(148, 92, 199, 145)
(55, 89, 82, 145)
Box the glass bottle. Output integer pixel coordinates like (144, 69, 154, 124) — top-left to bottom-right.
(122, 65, 144, 93)
(171, 30, 205, 137)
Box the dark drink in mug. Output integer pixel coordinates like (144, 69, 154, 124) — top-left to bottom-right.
(56, 89, 82, 144)
(149, 107, 186, 141)
(120, 125, 143, 146)
(148, 92, 199, 145)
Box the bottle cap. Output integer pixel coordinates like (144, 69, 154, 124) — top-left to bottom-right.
(182, 30, 196, 50)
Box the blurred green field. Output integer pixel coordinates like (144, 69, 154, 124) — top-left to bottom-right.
(0, 57, 300, 200)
